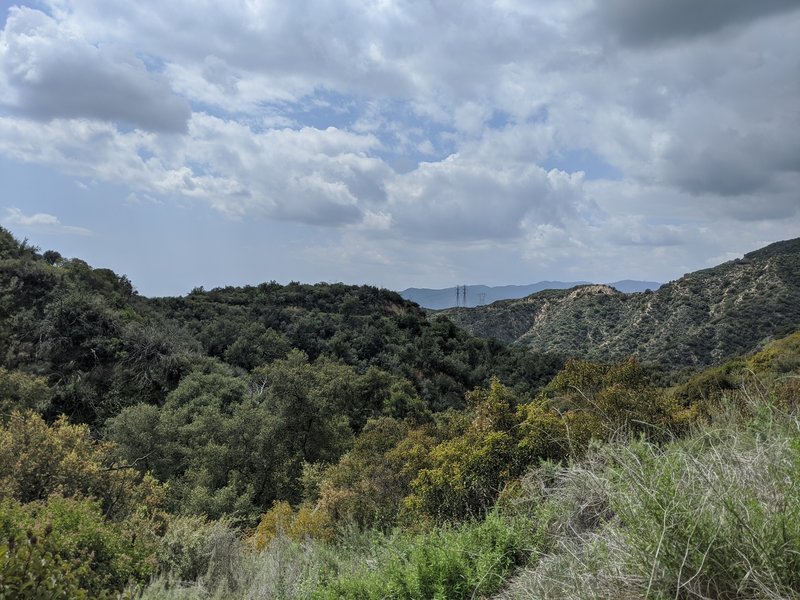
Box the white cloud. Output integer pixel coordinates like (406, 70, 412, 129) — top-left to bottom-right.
(1, 1, 793, 217)
(0, 114, 393, 226)
(0, 6, 190, 132)
(3, 207, 91, 235)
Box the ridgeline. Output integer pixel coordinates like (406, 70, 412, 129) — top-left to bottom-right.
(438, 238, 800, 371)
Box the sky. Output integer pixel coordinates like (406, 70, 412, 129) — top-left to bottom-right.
(0, 0, 798, 297)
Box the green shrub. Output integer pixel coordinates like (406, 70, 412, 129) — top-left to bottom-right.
(249, 501, 333, 550)
(403, 430, 516, 524)
(0, 411, 165, 521)
(0, 521, 88, 600)
(0, 496, 156, 598)
(315, 417, 427, 529)
(0, 368, 50, 417)
(312, 512, 535, 600)
(547, 359, 692, 441)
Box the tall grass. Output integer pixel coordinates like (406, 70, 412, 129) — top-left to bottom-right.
(137, 512, 536, 599)
(312, 512, 536, 599)
(499, 381, 800, 600)
(138, 534, 331, 599)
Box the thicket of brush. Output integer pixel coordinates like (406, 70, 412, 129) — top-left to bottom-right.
(131, 353, 799, 600)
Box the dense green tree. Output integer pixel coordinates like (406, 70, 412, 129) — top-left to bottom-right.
(107, 371, 269, 519)
(223, 323, 291, 370)
(0, 367, 50, 417)
(147, 279, 563, 410)
(108, 355, 411, 520)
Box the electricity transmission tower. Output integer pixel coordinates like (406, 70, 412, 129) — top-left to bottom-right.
(455, 285, 468, 307)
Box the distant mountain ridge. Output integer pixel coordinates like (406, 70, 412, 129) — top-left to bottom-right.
(400, 280, 661, 309)
(437, 238, 800, 370)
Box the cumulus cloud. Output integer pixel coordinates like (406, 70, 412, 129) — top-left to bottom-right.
(34, 0, 563, 116)
(0, 6, 190, 132)
(605, 216, 688, 247)
(179, 115, 393, 224)
(3, 207, 91, 235)
(0, 113, 392, 227)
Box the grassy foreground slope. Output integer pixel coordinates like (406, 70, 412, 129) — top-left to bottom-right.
(497, 336, 800, 600)
(440, 238, 800, 371)
(130, 333, 800, 600)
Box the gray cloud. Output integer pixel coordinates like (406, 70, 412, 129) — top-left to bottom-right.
(0, 7, 190, 132)
(595, 0, 800, 46)
(41, 0, 561, 115)
(710, 190, 800, 222)
(387, 155, 587, 242)
(664, 144, 771, 198)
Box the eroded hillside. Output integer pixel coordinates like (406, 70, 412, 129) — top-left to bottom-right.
(440, 238, 800, 369)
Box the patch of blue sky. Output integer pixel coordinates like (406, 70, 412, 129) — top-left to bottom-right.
(487, 110, 513, 130)
(0, 154, 138, 255)
(184, 159, 210, 175)
(542, 148, 622, 180)
(136, 52, 168, 74)
(115, 123, 138, 134)
(272, 88, 361, 131)
(362, 98, 458, 170)
(261, 89, 459, 172)
(526, 105, 549, 124)
(2, 1, 42, 24)
(184, 99, 259, 127)
(137, 147, 156, 162)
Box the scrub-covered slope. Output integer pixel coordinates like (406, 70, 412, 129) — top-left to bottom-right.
(441, 238, 800, 369)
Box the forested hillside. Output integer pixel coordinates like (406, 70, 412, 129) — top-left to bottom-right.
(0, 226, 563, 424)
(440, 238, 800, 370)
(0, 226, 562, 518)
(1, 226, 798, 599)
